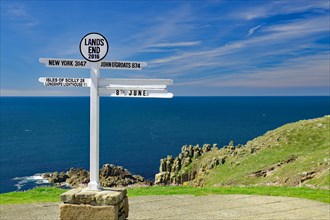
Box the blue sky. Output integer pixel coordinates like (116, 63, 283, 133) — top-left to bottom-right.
(1, 0, 329, 96)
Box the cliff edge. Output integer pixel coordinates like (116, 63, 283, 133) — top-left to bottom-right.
(155, 115, 330, 189)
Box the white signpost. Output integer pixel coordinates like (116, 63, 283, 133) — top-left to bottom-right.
(99, 78, 173, 98)
(39, 32, 173, 190)
(39, 77, 91, 87)
(39, 58, 147, 71)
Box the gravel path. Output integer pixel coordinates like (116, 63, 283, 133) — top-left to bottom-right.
(1, 195, 329, 220)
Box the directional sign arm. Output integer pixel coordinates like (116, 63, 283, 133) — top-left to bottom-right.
(99, 78, 173, 87)
(39, 58, 147, 70)
(106, 84, 167, 90)
(99, 61, 147, 70)
(98, 78, 173, 98)
(99, 88, 173, 98)
(39, 77, 91, 87)
(39, 58, 91, 68)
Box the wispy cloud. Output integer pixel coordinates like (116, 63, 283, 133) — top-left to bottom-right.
(247, 24, 264, 37)
(108, 4, 198, 60)
(140, 48, 179, 53)
(262, 16, 329, 35)
(149, 41, 201, 48)
(5, 4, 29, 17)
(142, 11, 329, 93)
(236, 0, 329, 20)
(176, 53, 329, 88)
(2, 3, 39, 29)
(152, 15, 323, 68)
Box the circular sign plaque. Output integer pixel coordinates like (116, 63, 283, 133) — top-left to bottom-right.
(80, 32, 109, 62)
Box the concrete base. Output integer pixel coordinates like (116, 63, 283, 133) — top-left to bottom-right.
(60, 187, 128, 220)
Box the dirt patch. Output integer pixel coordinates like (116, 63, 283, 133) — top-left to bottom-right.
(250, 155, 298, 178)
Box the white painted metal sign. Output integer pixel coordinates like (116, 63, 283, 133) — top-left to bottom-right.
(100, 61, 147, 70)
(39, 77, 91, 87)
(98, 78, 173, 98)
(39, 32, 173, 191)
(99, 88, 173, 98)
(98, 78, 173, 87)
(39, 58, 147, 70)
(80, 32, 109, 62)
(39, 58, 90, 68)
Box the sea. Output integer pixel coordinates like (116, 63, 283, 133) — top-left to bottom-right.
(0, 96, 329, 193)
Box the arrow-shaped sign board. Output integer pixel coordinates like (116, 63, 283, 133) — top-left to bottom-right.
(39, 77, 91, 87)
(39, 58, 147, 70)
(99, 61, 147, 70)
(39, 58, 90, 68)
(99, 78, 172, 87)
(99, 88, 173, 98)
(98, 78, 173, 98)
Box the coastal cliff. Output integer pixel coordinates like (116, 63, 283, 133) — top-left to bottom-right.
(155, 116, 330, 189)
(155, 142, 241, 186)
(155, 143, 225, 185)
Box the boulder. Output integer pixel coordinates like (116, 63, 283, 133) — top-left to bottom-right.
(45, 164, 151, 188)
(155, 172, 171, 185)
(49, 172, 69, 183)
(202, 144, 211, 153)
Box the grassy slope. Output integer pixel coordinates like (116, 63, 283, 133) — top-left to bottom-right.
(202, 116, 330, 188)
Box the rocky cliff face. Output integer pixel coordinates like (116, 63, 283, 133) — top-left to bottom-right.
(155, 143, 229, 185)
(155, 116, 330, 189)
(44, 164, 152, 188)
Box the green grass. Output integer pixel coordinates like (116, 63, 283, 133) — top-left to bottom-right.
(1, 186, 329, 205)
(128, 186, 330, 204)
(0, 187, 67, 205)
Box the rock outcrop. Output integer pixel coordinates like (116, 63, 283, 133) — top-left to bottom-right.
(154, 141, 257, 186)
(43, 164, 152, 188)
(155, 143, 228, 185)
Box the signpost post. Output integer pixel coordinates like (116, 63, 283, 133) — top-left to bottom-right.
(88, 63, 100, 190)
(39, 32, 173, 191)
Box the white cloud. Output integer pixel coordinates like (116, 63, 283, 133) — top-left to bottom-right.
(150, 41, 201, 48)
(247, 24, 264, 37)
(2, 3, 39, 29)
(177, 53, 330, 88)
(262, 16, 329, 35)
(5, 4, 29, 18)
(140, 48, 179, 53)
(149, 15, 328, 69)
(236, 0, 329, 20)
(107, 5, 197, 60)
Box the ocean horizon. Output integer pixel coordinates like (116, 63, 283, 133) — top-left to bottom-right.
(1, 96, 329, 193)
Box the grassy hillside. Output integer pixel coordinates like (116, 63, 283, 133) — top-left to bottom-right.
(187, 116, 330, 189)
